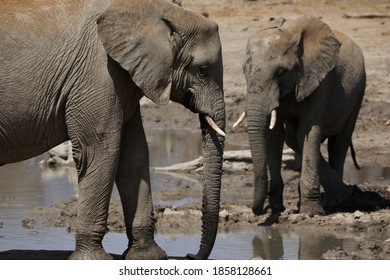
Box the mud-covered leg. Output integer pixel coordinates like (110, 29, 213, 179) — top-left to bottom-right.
(266, 119, 286, 213)
(116, 106, 167, 260)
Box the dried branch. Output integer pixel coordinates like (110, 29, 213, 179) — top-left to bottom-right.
(343, 13, 390, 19)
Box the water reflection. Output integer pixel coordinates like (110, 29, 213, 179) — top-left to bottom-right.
(156, 226, 374, 260)
(0, 157, 77, 221)
(250, 227, 362, 260)
(344, 163, 390, 185)
(146, 128, 202, 167)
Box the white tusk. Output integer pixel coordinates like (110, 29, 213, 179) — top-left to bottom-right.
(205, 116, 226, 137)
(269, 110, 277, 130)
(188, 87, 196, 95)
(232, 111, 247, 128)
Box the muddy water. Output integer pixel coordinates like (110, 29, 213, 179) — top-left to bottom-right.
(0, 128, 388, 259)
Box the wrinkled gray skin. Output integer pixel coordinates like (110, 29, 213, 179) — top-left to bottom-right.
(243, 17, 365, 216)
(0, 0, 225, 260)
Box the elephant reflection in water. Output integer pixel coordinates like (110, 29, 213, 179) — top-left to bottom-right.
(252, 227, 354, 260)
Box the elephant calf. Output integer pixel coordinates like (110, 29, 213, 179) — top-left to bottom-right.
(235, 16, 366, 216)
(0, 0, 225, 259)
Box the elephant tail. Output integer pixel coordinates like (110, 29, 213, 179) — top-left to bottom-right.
(350, 141, 361, 170)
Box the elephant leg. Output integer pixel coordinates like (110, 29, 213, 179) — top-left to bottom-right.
(266, 119, 286, 213)
(68, 135, 121, 260)
(323, 107, 361, 210)
(64, 91, 125, 259)
(115, 106, 167, 260)
(285, 124, 302, 171)
(297, 124, 323, 216)
(319, 155, 353, 210)
(327, 133, 352, 178)
(327, 135, 348, 177)
(327, 110, 361, 178)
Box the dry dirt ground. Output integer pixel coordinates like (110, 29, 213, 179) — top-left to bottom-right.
(3, 0, 390, 260)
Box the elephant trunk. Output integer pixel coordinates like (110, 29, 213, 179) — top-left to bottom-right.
(247, 91, 271, 216)
(187, 98, 225, 260)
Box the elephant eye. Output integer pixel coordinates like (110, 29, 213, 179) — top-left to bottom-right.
(198, 66, 209, 78)
(274, 67, 288, 78)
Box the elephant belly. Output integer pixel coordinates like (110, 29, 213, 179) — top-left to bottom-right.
(0, 118, 68, 165)
(322, 109, 352, 139)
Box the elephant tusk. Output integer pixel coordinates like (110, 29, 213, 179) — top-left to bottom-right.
(232, 111, 247, 128)
(269, 109, 277, 130)
(188, 88, 196, 95)
(205, 116, 226, 137)
(386, 119, 390, 125)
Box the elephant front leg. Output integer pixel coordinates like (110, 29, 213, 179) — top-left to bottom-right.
(266, 119, 286, 213)
(68, 144, 119, 260)
(116, 108, 167, 260)
(298, 124, 324, 216)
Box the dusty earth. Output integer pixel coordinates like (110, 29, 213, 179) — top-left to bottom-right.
(2, 0, 390, 260)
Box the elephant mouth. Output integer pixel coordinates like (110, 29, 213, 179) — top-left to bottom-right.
(182, 88, 225, 137)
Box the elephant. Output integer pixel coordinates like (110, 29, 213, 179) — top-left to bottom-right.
(234, 16, 366, 216)
(0, 0, 225, 260)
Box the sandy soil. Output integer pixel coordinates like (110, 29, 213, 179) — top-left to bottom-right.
(3, 0, 390, 260)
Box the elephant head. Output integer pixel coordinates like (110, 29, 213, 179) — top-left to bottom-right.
(97, 0, 225, 259)
(235, 16, 340, 215)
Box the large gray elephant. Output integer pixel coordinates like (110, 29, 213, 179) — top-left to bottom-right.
(0, 0, 225, 260)
(235, 16, 366, 216)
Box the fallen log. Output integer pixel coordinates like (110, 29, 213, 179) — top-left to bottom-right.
(343, 13, 390, 19)
(153, 149, 296, 173)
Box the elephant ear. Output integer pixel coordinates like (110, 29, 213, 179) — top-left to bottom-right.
(291, 16, 341, 102)
(97, 1, 181, 106)
(261, 17, 287, 31)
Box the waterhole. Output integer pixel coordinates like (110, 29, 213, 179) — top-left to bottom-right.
(0, 128, 388, 259)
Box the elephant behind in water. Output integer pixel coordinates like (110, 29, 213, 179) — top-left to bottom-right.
(235, 16, 367, 216)
(0, 0, 225, 260)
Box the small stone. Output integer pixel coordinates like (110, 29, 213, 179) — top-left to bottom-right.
(219, 209, 229, 219)
(353, 210, 364, 219)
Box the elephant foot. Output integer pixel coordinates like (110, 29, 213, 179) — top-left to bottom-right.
(268, 197, 286, 214)
(299, 200, 324, 217)
(123, 241, 168, 260)
(69, 247, 113, 260)
(324, 185, 390, 213)
(185, 253, 203, 260)
(269, 203, 286, 214)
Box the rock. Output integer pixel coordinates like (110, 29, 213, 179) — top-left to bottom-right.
(353, 210, 364, 219)
(38, 141, 74, 168)
(322, 247, 349, 260)
(219, 209, 229, 220)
